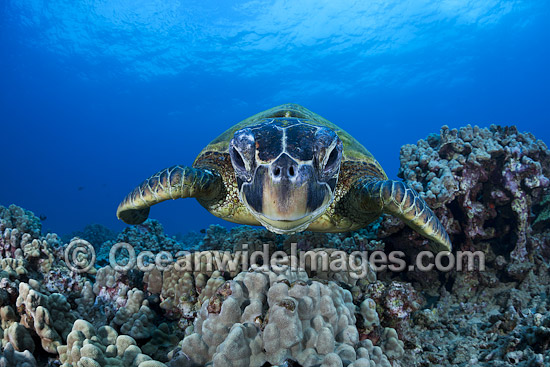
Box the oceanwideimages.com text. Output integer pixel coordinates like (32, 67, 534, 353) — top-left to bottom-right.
(65, 240, 485, 278)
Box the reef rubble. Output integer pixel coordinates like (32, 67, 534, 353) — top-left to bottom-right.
(0, 124, 549, 367)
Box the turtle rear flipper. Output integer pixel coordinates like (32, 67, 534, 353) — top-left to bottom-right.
(358, 180, 452, 252)
(117, 165, 223, 225)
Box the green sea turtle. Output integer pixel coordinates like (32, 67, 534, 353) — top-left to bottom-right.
(117, 104, 451, 251)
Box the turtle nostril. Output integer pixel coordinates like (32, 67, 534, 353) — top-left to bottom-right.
(288, 166, 295, 177)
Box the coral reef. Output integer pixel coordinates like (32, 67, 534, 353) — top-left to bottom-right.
(0, 342, 37, 367)
(0, 205, 42, 239)
(395, 125, 549, 257)
(1, 124, 549, 366)
(62, 223, 117, 250)
(58, 319, 167, 367)
(175, 268, 401, 366)
(98, 220, 183, 263)
(16, 281, 77, 353)
(111, 289, 156, 340)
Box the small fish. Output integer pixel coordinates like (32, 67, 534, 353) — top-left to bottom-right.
(78, 186, 85, 191)
(39, 214, 47, 221)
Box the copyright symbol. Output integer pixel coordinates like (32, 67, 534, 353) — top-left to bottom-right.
(64, 239, 96, 273)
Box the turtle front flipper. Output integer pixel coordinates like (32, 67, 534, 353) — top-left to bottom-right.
(117, 165, 223, 225)
(358, 180, 452, 252)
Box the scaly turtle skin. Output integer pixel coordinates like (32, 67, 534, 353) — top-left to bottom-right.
(117, 104, 452, 251)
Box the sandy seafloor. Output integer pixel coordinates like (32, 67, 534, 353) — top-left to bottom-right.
(1, 124, 550, 367)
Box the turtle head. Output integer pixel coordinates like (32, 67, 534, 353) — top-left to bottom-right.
(229, 119, 343, 234)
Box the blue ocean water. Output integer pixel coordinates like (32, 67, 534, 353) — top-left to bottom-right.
(1, 0, 548, 238)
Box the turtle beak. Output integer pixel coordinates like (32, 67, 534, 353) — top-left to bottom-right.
(240, 153, 334, 233)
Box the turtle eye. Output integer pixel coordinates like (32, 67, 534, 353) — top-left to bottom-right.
(229, 138, 255, 183)
(325, 147, 339, 171)
(230, 145, 246, 171)
(322, 139, 342, 176)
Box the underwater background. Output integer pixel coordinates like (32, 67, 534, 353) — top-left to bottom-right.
(1, 0, 549, 238)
